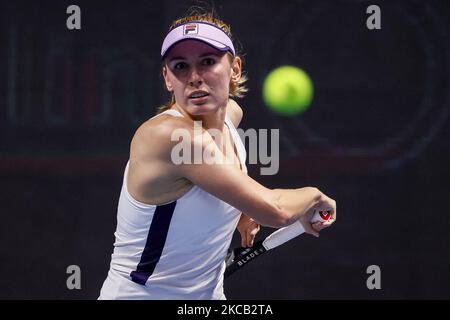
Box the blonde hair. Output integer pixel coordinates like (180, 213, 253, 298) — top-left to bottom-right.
(158, 10, 248, 114)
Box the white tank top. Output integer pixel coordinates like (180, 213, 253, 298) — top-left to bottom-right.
(99, 109, 247, 300)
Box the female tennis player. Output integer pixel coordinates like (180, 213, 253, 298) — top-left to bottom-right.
(99, 11, 336, 300)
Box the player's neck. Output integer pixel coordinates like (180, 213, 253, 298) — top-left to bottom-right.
(174, 104, 227, 131)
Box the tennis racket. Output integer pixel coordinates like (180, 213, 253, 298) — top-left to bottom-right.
(224, 210, 332, 278)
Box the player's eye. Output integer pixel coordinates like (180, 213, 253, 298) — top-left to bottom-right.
(202, 58, 216, 66)
(174, 62, 188, 70)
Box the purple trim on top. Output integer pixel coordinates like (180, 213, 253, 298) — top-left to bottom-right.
(130, 201, 177, 285)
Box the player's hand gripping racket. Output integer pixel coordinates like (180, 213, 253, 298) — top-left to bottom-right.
(224, 210, 333, 278)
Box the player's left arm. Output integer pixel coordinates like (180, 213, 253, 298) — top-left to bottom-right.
(227, 99, 243, 128)
(237, 213, 260, 247)
(226, 100, 259, 245)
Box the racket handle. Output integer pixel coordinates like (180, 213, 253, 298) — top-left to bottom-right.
(262, 210, 331, 250)
(262, 221, 305, 250)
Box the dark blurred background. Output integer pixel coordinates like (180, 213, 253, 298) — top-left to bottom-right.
(0, 0, 449, 299)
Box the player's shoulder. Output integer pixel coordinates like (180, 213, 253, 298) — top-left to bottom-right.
(132, 111, 192, 154)
(227, 99, 244, 127)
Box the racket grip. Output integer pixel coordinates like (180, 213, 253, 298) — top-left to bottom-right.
(262, 210, 331, 250)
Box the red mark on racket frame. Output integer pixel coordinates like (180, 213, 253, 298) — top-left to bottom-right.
(318, 210, 332, 220)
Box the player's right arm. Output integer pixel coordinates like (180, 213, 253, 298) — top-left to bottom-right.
(142, 116, 336, 231)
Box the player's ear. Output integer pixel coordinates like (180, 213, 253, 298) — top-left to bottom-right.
(230, 56, 242, 83)
(162, 65, 173, 92)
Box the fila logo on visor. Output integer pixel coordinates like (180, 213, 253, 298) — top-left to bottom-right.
(183, 24, 198, 35)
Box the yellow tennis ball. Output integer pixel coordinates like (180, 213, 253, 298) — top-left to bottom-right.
(263, 66, 314, 116)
